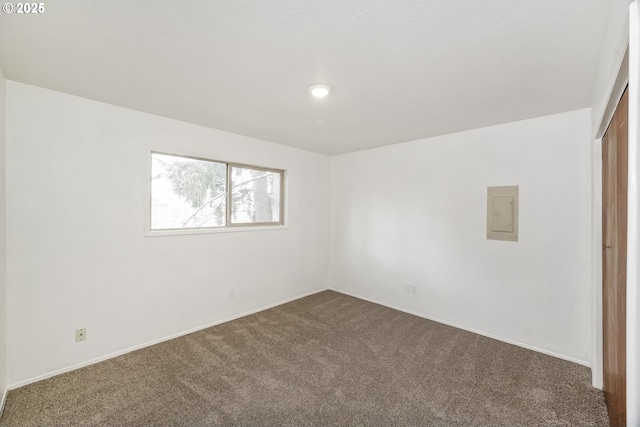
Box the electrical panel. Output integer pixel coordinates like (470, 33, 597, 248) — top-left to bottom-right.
(487, 186, 518, 242)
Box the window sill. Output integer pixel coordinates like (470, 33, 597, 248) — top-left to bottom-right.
(145, 225, 288, 237)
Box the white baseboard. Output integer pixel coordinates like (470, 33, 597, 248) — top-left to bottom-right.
(0, 387, 8, 418)
(10, 286, 589, 390)
(330, 287, 591, 368)
(9, 287, 330, 390)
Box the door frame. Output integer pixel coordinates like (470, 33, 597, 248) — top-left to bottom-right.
(626, 3, 639, 425)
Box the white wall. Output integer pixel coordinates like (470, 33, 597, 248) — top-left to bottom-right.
(0, 66, 8, 406)
(590, 135, 604, 389)
(5, 81, 330, 386)
(627, 2, 640, 425)
(330, 109, 593, 364)
(590, 0, 632, 136)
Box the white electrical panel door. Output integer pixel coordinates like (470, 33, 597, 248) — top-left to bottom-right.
(487, 186, 518, 241)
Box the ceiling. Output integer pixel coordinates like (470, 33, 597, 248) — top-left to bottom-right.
(0, 1, 615, 155)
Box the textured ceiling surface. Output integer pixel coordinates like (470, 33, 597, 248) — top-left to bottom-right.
(0, 1, 614, 154)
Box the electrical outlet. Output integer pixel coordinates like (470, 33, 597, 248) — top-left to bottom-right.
(411, 285, 418, 295)
(75, 328, 87, 342)
(229, 289, 235, 299)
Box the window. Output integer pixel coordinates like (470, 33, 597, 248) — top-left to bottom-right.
(151, 152, 284, 231)
(230, 166, 282, 225)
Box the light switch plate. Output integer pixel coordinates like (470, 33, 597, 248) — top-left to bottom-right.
(487, 186, 518, 241)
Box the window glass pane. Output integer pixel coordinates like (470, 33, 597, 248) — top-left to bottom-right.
(230, 166, 281, 224)
(151, 153, 227, 229)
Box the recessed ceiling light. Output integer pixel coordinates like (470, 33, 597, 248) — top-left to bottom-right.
(308, 84, 331, 98)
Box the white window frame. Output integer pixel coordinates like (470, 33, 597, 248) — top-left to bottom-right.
(146, 151, 287, 236)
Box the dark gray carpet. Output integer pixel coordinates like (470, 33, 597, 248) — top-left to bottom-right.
(0, 290, 609, 426)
